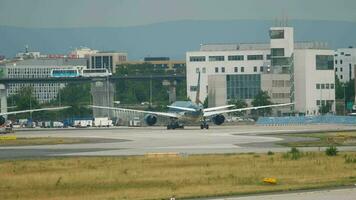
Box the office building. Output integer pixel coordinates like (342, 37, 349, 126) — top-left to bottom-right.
(187, 27, 335, 115)
(334, 47, 356, 83)
(88, 52, 128, 73)
(3, 58, 87, 103)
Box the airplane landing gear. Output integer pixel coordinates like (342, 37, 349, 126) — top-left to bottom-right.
(167, 119, 184, 130)
(200, 124, 209, 129)
(200, 118, 209, 129)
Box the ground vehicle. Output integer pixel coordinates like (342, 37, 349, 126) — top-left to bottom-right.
(50, 69, 81, 77)
(81, 69, 112, 77)
(93, 117, 113, 127)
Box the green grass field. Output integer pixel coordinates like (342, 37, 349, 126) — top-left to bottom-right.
(278, 131, 356, 147)
(0, 152, 356, 200)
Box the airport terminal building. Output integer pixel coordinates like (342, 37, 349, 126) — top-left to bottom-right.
(186, 26, 335, 115)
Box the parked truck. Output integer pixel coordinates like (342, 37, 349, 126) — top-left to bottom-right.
(93, 117, 113, 127)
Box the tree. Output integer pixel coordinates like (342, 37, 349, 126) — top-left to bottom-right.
(52, 83, 92, 118)
(228, 99, 247, 116)
(319, 102, 332, 115)
(203, 97, 208, 108)
(7, 86, 41, 120)
(251, 91, 273, 116)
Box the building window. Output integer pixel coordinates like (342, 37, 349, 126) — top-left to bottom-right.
(260, 66, 264, 72)
(316, 55, 334, 70)
(234, 67, 238, 73)
(209, 56, 224, 61)
(228, 55, 244, 61)
(221, 67, 225, 73)
(266, 54, 271, 60)
(316, 100, 320, 106)
(196, 68, 200, 73)
(190, 86, 197, 91)
(247, 55, 263, 60)
(215, 67, 219, 73)
(271, 48, 285, 57)
(341, 68, 343, 72)
(190, 56, 205, 62)
(340, 60, 343, 64)
(345, 54, 351, 56)
(202, 67, 206, 73)
(330, 83, 335, 89)
(340, 75, 343, 79)
(335, 60, 338, 64)
(241, 67, 245, 72)
(253, 66, 257, 72)
(326, 84, 330, 89)
(321, 84, 325, 89)
(316, 84, 320, 89)
(335, 68, 338, 72)
(269, 30, 284, 39)
(226, 74, 261, 100)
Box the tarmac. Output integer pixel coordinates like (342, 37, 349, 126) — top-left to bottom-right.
(1, 124, 356, 159)
(2, 124, 356, 199)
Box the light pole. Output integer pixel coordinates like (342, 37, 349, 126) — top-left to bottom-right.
(343, 83, 346, 115)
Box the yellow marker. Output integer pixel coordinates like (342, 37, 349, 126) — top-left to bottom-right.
(263, 177, 277, 184)
(0, 135, 17, 140)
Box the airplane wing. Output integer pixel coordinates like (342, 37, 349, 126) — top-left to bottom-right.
(167, 105, 196, 112)
(0, 106, 71, 116)
(203, 105, 235, 112)
(204, 103, 294, 117)
(89, 105, 179, 118)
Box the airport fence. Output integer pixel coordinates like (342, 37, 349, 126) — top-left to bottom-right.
(256, 115, 356, 126)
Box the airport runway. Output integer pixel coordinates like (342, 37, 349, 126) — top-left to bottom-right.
(1, 124, 356, 159)
(197, 187, 356, 200)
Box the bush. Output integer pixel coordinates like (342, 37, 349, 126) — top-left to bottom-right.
(325, 146, 338, 156)
(267, 151, 274, 156)
(283, 147, 302, 160)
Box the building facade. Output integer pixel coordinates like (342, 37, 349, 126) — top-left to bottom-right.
(88, 52, 128, 73)
(123, 57, 186, 71)
(186, 26, 335, 115)
(334, 47, 356, 83)
(4, 58, 87, 103)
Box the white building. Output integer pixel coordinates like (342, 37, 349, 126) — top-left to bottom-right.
(186, 26, 335, 115)
(69, 47, 98, 58)
(334, 47, 356, 83)
(4, 58, 87, 103)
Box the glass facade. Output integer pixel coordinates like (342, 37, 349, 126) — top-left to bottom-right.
(271, 48, 285, 57)
(190, 56, 206, 62)
(247, 55, 263, 60)
(269, 30, 284, 39)
(226, 74, 261, 100)
(228, 55, 244, 61)
(316, 55, 334, 70)
(209, 56, 225, 61)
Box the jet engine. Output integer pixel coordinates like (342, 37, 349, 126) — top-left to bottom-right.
(144, 114, 157, 126)
(212, 114, 225, 125)
(0, 116, 5, 126)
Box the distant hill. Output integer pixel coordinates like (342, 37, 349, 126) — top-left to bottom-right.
(1, 20, 356, 60)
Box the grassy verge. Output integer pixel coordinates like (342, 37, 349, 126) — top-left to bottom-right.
(0, 137, 92, 146)
(278, 131, 356, 147)
(0, 152, 356, 200)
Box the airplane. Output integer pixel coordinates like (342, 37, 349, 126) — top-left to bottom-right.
(0, 106, 70, 133)
(89, 72, 294, 129)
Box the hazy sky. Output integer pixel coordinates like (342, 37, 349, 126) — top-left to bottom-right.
(0, 0, 355, 28)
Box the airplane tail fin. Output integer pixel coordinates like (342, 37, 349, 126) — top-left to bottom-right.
(195, 71, 202, 105)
